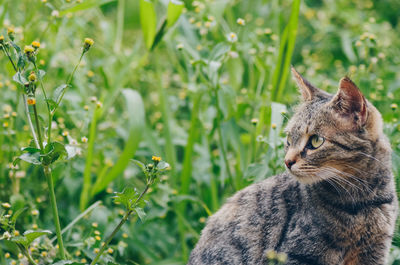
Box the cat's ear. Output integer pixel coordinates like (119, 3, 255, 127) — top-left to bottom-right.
(291, 66, 324, 101)
(330, 77, 368, 128)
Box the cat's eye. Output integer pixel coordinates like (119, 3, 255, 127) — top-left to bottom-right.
(309, 135, 324, 149)
(286, 135, 292, 146)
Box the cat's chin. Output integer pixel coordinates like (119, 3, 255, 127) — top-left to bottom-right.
(288, 170, 321, 185)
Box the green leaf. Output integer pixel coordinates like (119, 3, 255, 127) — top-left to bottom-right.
(113, 187, 139, 210)
(12, 72, 27, 85)
(14, 150, 41, 165)
(59, 0, 115, 16)
(140, 0, 157, 49)
(9, 41, 21, 53)
(167, 0, 184, 27)
(11, 207, 27, 225)
(91, 89, 145, 196)
(134, 207, 146, 221)
(131, 159, 146, 171)
(12, 230, 52, 247)
(52, 261, 85, 265)
(17, 54, 26, 69)
(37, 69, 46, 81)
(156, 161, 170, 171)
(41, 142, 68, 165)
(52, 84, 69, 104)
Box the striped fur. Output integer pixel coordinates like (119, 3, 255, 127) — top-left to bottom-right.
(188, 70, 398, 265)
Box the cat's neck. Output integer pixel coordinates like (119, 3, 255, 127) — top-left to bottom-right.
(307, 144, 394, 215)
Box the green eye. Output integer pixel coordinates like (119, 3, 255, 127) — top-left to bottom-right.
(310, 135, 324, 149)
(286, 135, 292, 146)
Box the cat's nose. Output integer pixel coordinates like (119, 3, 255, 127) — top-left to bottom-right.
(285, 159, 296, 169)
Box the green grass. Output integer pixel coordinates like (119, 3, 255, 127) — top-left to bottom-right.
(0, 0, 400, 264)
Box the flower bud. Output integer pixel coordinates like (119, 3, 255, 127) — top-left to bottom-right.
(83, 38, 94, 52)
(31, 41, 40, 49)
(0, 35, 4, 45)
(29, 72, 37, 82)
(27, 97, 36, 105)
(7, 27, 14, 41)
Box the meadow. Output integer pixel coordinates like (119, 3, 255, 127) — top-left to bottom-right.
(0, 0, 400, 264)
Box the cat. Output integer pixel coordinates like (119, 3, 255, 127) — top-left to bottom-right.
(188, 67, 398, 265)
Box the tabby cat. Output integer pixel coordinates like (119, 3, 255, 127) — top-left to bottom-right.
(188, 67, 398, 265)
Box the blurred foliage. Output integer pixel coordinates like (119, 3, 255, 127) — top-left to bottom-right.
(0, 0, 400, 264)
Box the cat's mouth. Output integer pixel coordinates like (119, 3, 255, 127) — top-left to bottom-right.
(288, 164, 322, 184)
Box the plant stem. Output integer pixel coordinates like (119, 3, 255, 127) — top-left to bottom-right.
(32, 104, 66, 259)
(32, 104, 44, 151)
(17, 243, 38, 265)
(90, 185, 149, 265)
(43, 165, 66, 259)
(212, 88, 237, 190)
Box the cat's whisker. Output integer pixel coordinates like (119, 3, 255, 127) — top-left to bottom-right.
(356, 151, 386, 166)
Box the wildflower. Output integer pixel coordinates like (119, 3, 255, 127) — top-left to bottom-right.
(228, 51, 239, 58)
(95, 235, 101, 241)
(87, 70, 94, 78)
(152, 156, 161, 162)
(26, 96, 35, 106)
(51, 10, 60, 17)
(3, 113, 10, 119)
(41, 251, 47, 257)
(176, 43, 184, 50)
(5, 253, 10, 258)
(81, 136, 88, 143)
(18, 253, 23, 259)
(236, 18, 245, 26)
(355, 40, 362, 47)
(14, 230, 20, 236)
(188, 17, 195, 24)
(264, 28, 272, 34)
(391, 103, 398, 110)
(91, 222, 98, 228)
(94, 248, 100, 254)
(370, 57, 378, 64)
(1, 202, 11, 208)
(227, 32, 238, 43)
(24, 45, 34, 55)
(7, 27, 14, 40)
(41, 0, 47, 2)
(75, 250, 81, 256)
(271, 123, 277, 129)
(31, 209, 39, 216)
(147, 163, 154, 169)
(251, 118, 258, 125)
(107, 248, 114, 254)
(83, 38, 94, 52)
(2, 231, 11, 240)
(204, 21, 212, 28)
(0, 35, 4, 45)
(24, 45, 35, 62)
(122, 233, 128, 238)
(84, 105, 89, 111)
(62, 131, 69, 136)
(11, 112, 17, 117)
(31, 41, 40, 49)
(106, 187, 113, 193)
(199, 217, 206, 223)
(96, 101, 103, 108)
(94, 230, 101, 235)
(81, 259, 87, 263)
(28, 72, 37, 82)
(39, 59, 45, 65)
(32, 224, 38, 229)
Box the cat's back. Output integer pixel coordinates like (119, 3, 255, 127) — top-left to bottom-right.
(188, 172, 302, 265)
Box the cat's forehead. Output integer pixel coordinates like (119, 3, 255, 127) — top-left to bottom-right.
(285, 98, 331, 140)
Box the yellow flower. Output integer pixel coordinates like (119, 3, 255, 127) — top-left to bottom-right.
(271, 123, 277, 129)
(84, 38, 94, 51)
(5, 253, 10, 258)
(31, 209, 39, 216)
(95, 235, 101, 241)
(27, 97, 36, 105)
(152, 156, 161, 162)
(81, 136, 88, 143)
(1, 202, 11, 208)
(0, 35, 4, 44)
(29, 72, 37, 82)
(75, 250, 81, 256)
(32, 224, 38, 229)
(107, 248, 114, 254)
(24, 45, 35, 54)
(251, 118, 258, 125)
(7, 27, 14, 35)
(31, 41, 40, 49)
(94, 248, 100, 254)
(122, 233, 128, 238)
(391, 103, 398, 110)
(91, 222, 98, 228)
(236, 18, 245, 26)
(41, 251, 47, 257)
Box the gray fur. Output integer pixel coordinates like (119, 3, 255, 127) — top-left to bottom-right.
(188, 70, 398, 265)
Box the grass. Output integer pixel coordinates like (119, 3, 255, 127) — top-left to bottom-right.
(0, 0, 400, 264)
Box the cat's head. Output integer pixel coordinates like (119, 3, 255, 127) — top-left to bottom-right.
(284, 67, 390, 184)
